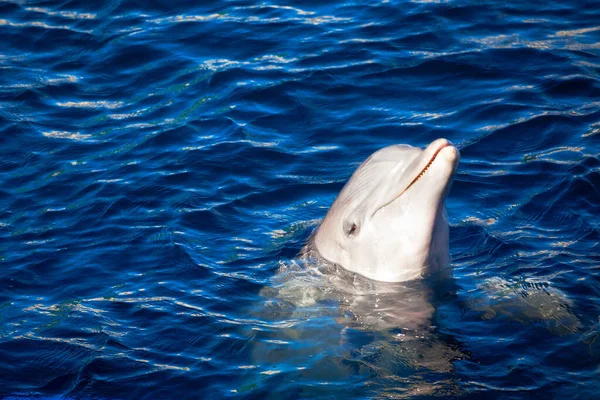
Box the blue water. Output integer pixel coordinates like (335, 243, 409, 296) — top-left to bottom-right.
(1, 0, 600, 398)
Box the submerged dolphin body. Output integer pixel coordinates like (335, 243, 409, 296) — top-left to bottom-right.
(313, 138, 460, 283)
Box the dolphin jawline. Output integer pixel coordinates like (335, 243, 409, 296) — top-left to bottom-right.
(373, 139, 455, 217)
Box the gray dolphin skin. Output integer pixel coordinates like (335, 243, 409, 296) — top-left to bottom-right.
(313, 138, 460, 283)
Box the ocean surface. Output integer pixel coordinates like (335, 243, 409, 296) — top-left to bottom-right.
(1, 0, 600, 399)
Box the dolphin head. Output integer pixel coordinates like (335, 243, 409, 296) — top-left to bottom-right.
(313, 138, 460, 282)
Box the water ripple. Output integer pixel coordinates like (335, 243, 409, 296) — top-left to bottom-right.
(1, 0, 599, 398)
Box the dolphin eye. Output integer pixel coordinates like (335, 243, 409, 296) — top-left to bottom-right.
(344, 221, 359, 237)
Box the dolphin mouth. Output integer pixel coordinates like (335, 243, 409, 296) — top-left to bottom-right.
(402, 140, 454, 194)
(371, 139, 455, 217)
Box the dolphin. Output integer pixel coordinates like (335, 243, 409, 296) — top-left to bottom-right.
(250, 138, 584, 396)
(313, 138, 460, 283)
